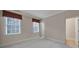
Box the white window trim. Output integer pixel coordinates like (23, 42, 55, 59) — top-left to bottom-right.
(5, 17, 21, 35)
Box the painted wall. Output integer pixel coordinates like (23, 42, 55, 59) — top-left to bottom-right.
(78, 20, 79, 41)
(0, 10, 40, 46)
(44, 10, 79, 43)
(0, 11, 2, 44)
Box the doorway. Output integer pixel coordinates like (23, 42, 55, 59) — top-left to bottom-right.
(66, 17, 78, 48)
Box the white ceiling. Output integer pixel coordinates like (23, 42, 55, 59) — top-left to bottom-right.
(21, 10, 66, 19)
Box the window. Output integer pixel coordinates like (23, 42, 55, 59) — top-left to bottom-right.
(2, 10, 22, 35)
(33, 22, 39, 33)
(5, 17, 21, 35)
(32, 18, 40, 33)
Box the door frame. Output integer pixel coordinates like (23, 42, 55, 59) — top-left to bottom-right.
(75, 18, 79, 47)
(66, 17, 78, 48)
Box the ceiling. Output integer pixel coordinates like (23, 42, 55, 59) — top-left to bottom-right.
(21, 10, 66, 19)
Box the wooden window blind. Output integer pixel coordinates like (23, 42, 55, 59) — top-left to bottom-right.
(32, 18, 40, 23)
(3, 10, 22, 20)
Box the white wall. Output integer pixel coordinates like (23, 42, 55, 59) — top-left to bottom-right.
(0, 10, 41, 46)
(0, 11, 3, 44)
(44, 10, 79, 43)
(78, 20, 79, 40)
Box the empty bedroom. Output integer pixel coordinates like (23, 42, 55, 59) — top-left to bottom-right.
(0, 10, 79, 48)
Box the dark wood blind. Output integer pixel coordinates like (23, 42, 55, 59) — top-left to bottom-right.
(3, 10, 22, 19)
(32, 18, 40, 23)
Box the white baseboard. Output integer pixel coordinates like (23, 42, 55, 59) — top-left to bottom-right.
(0, 37, 41, 47)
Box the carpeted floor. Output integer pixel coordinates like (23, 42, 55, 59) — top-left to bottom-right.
(4, 39, 69, 48)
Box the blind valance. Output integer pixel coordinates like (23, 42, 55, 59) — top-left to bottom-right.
(32, 18, 40, 23)
(3, 10, 22, 19)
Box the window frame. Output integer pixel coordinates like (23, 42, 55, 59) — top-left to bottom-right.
(5, 17, 21, 35)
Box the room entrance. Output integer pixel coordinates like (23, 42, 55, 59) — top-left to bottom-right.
(66, 17, 79, 48)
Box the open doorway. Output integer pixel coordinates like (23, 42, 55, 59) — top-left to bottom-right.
(66, 17, 78, 48)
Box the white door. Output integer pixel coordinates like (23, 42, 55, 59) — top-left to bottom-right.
(66, 18, 78, 47)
